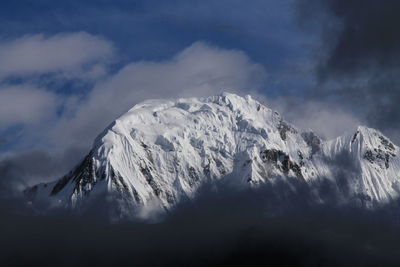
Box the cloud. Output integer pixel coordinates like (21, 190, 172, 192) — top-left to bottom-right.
(3, 174, 400, 267)
(262, 95, 362, 139)
(296, 0, 400, 141)
(0, 85, 58, 129)
(0, 147, 86, 193)
(0, 32, 115, 80)
(50, 41, 267, 149)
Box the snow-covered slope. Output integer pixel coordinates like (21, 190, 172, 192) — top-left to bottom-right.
(316, 126, 400, 205)
(25, 93, 400, 220)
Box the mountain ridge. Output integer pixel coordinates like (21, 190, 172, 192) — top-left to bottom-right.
(25, 92, 400, 221)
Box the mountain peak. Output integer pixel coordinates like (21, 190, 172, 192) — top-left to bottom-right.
(25, 93, 400, 221)
(355, 125, 381, 136)
(351, 125, 396, 150)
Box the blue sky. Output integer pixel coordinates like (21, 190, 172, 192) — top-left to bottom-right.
(0, 0, 316, 91)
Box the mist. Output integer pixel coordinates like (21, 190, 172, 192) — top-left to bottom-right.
(2, 178, 400, 267)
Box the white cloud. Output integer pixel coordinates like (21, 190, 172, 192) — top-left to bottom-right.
(259, 95, 362, 140)
(0, 32, 115, 79)
(50, 41, 267, 148)
(0, 86, 58, 129)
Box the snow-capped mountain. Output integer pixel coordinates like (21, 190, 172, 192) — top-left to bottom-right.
(25, 93, 400, 220)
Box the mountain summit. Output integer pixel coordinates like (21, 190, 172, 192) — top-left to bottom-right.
(26, 93, 400, 221)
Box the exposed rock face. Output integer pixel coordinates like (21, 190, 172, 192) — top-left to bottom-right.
(260, 149, 303, 179)
(51, 153, 96, 196)
(301, 131, 321, 157)
(26, 93, 400, 221)
(363, 135, 396, 169)
(278, 120, 297, 141)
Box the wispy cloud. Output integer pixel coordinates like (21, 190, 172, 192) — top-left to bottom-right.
(0, 32, 115, 80)
(296, 0, 400, 141)
(0, 85, 58, 130)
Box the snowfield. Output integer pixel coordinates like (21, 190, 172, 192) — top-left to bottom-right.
(26, 93, 400, 221)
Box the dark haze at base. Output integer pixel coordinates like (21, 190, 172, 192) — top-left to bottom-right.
(2, 179, 400, 267)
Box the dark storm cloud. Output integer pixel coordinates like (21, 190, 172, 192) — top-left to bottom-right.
(2, 179, 400, 266)
(2, 147, 400, 266)
(317, 1, 400, 75)
(0, 147, 87, 199)
(297, 0, 400, 139)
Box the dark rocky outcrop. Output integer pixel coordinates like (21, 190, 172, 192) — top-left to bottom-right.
(278, 120, 297, 141)
(301, 131, 321, 158)
(51, 152, 96, 196)
(260, 149, 303, 179)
